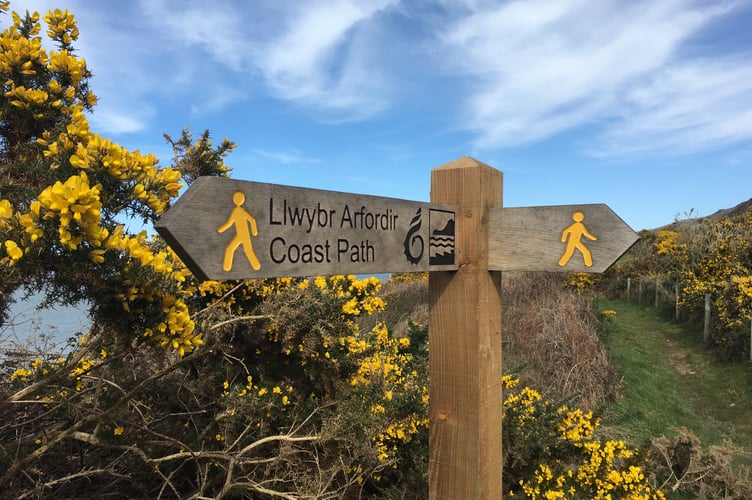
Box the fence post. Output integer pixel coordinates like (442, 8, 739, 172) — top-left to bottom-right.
(429, 157, 503, 499)
(675, 282, 680, 320)
(703, 293, 711, 344)
(654, 277, 659, 308)
(626, 277, 631, 301)
(638, 278, 643, 305)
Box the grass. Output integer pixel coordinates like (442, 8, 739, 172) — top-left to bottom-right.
(599, 299, 752, 465)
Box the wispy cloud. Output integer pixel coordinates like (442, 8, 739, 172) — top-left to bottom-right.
(27, 0, 752, 157)
(594, 55, 752, 156)
(141, 0, 250, 71)
(436, 0, 747, 155)
(248, 0, 400, 120)
(137, 0, 400, 122)
(89, 110, 149, 135)
(189, 86, 248, 117)
(253, 149, 321, 166)
(59, 1, 254, 135)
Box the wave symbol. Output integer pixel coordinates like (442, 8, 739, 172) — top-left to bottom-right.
(428, 209, 456, 266)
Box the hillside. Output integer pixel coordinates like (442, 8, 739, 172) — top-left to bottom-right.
(659, 196, 752, 230)
(707, 197, 752, 221)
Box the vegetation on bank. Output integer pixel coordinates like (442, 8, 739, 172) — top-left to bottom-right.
(616, 208, 752, 361)
(599, 299, 752, 499)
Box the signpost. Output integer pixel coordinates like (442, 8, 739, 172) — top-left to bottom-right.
(155, 177, 457, 281)
(429, 158, 503, 498)
(156, 157, 638, 500)
(488, 204, 639, 273)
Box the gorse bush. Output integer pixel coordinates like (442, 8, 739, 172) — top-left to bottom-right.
(502, 272, 618, 411)
(502, 374, 665, 499)
(2, 274, 431, 498)
(4, 270, 668, 498)
(620, 211, 752, 360)
(0, 4, 234, 356)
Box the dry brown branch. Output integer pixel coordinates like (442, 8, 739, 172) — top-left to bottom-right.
(17, 468, 112, 500)
(650, 429, 752, 498)
(191, 280, 249, 319)
(0, 347, 212, 488)
(0, 333, 101, 410)
(209, 315, 269, 331)
(502, 273, 617, 410)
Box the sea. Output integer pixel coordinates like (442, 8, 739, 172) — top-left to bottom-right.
(1, 289, 90, 357)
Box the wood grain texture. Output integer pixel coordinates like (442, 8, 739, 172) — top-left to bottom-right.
(429, 157, 503, 499)
(156, 177, 456, 280)
(488, 204, 639, 273)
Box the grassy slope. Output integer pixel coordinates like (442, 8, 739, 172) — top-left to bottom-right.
(599, 299, 752, 467)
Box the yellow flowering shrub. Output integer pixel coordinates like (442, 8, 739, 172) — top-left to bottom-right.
(503, 374, 665, 499)
(619, 209, 752, 360)
(0, 2, 231, 354)
(388, 271, 428, 283)
(679, 214, 752, 358)
(5, 259, 667, 498)
(654, 230, 687, 262)
(193, 274, 430, 496)
(562, 272, 597, 292)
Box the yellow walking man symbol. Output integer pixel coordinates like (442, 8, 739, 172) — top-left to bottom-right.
(558, 211, 597, 267)
(218, 190, 261, 272)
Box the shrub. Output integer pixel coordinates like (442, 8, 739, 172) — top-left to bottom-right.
(617, 211, 752, 361)
(502, 374, 665, 499)
(502, 272, 618, 411)
(0, 275, 433, 498)
(649, 428, 752, 499)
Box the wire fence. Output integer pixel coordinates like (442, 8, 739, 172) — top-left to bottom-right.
(623, 275, 752, 363)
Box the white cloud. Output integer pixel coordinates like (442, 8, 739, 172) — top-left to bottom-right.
(140, 0, 250, 71)
(594, 56, 752, 155)
(436, 0, 744, 153)
(250, 0, 399, 120)
(17, 0, 752, 157)
(132, 0, 400, 121)
(89, 109, 149, 135)
(253, 149, 320, 165)
(189, 85, 247, 117)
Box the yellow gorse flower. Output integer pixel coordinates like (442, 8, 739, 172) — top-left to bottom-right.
(505, 372, 665, 499)
(0, 199, 12, 220)
(3, 239, 22, 261)
(36, 171, 107, 250)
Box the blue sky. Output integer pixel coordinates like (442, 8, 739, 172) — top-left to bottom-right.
(28, 0, 752, 231)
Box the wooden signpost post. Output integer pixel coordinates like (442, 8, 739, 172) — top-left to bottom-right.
(156, 156, 638, 500)
(428, 159, 503, 498)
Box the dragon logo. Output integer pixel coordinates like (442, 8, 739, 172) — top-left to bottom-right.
(403, 208, 424, 265)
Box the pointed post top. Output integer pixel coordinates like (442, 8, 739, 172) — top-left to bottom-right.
(432, 156, 495, 172)
(431, 157, 502, 210)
